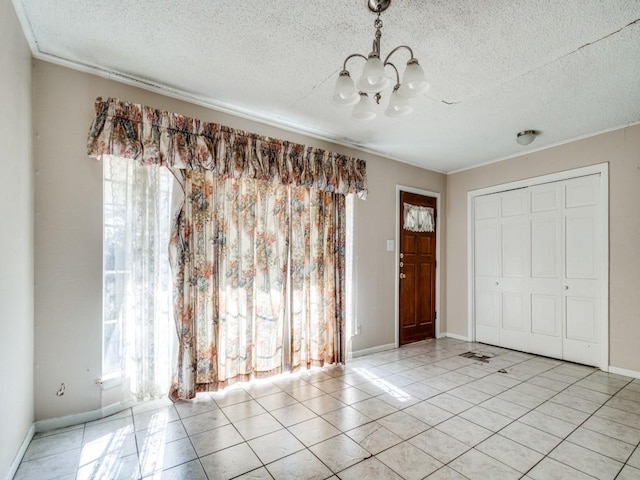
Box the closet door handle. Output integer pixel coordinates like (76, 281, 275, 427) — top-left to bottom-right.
(564, 285, 569, 290)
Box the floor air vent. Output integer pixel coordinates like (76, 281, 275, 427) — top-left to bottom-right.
(459, 351, 492, 363)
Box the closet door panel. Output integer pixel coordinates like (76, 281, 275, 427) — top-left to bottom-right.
(566, 297, 597, 342)
(563, 176, 601, 366)
(476, 194, 500, 220)
(498, 190, 530, 351)
(565, 214, 597, 279)
(531, 295, 559, 335)
(475, 290, 499, 326)
(501, 292, 531, 352)
(475, 219, 500, 277)
(474, 196, 501, 345)
(565, 176, 598, 209)
(529, 184, 562, 359)
(502, 220, 528, 278)
(531, 216, 560, 278)
(502, 293, 527, 330)
(530, 293, 562, 358)
(531, 185, 560, 213)
(501, 190, 526, 217)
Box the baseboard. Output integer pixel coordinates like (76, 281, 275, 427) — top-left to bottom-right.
(35, 400, 137, 433)
(350, 336, 470, 358)
(6, 423, 35, 480)
(445, 332, 471, 342)
(608, 365, 640, 380)
(351, 343, 397, 358)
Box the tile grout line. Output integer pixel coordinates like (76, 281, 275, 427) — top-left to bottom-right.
(515, 372, 634, 480)
(311, 345, 549, 478)
(323, 344, 561, 478)
(161, 352, 637, 479)
(415, 353, 571, 479)
(16, 339, 640, 480)
(177, 401, 215, 480)
(196, 357, 637, 480)
(240, 384, 343, 479)
(367, 348, 611, 479)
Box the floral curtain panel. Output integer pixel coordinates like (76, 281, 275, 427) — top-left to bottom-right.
(289, 187, 346, 370)
(88, 98, 362, 400)
(169, 170, 290, 398)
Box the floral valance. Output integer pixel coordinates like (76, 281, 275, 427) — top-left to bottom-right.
(87, 97, 368, 198)
(403, 203, 435, 232)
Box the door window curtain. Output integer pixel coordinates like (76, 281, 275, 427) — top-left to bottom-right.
(403, 203, 435, 232)
(87, 97, 367, 401)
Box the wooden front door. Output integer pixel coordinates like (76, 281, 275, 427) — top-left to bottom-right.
(399, 191, 437, 345)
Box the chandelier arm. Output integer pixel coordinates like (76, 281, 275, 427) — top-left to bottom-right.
(382, 45, 415, 66)
(342, 53, 369, 71)
(384, 61, 400, 85)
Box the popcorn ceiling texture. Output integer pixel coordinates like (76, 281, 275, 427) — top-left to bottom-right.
(14, 0, 640, 171)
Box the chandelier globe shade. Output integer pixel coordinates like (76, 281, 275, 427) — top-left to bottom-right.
(397, 60, 431, 97)
(385, 88, 413, 117)
(356, 56, 393, 93)
(332, 71, 360, 106)
(352, 93, 377, 121)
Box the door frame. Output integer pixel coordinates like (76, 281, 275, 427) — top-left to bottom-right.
(395, 186, 442, 347)
(466, 163, 609, 370)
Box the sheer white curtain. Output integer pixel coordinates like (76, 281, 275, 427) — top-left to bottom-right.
(103, 156, 175, 401)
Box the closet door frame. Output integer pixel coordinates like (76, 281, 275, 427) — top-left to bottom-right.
(467, 163, 609, 371)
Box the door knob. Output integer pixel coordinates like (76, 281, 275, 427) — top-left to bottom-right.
(400, 273, 406, 279)
(495, 281, 499, 286)
(399, 262, 404, 267)
(400, 253, 404, 259)
(564, 285, 569, 290)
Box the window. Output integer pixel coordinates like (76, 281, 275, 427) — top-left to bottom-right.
(103, 161, 126, 377)
(102, 156, 175, 398)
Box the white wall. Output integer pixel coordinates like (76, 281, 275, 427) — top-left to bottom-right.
(446, 125, 640, 372)
(0, 0, 34, 477)
(32, 60, 447, 421)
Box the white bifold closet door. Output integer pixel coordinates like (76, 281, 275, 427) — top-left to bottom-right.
(474, 174, 601, 367)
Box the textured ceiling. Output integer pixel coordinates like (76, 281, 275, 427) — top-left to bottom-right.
(13, 0, 640, 172)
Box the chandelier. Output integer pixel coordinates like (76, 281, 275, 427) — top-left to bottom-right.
(332, 0, 430, 120)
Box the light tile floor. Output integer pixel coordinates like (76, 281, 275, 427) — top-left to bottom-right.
(14, 338, 640, 479)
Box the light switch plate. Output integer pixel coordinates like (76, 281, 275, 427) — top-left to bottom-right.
(386, 240, 394, 251)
